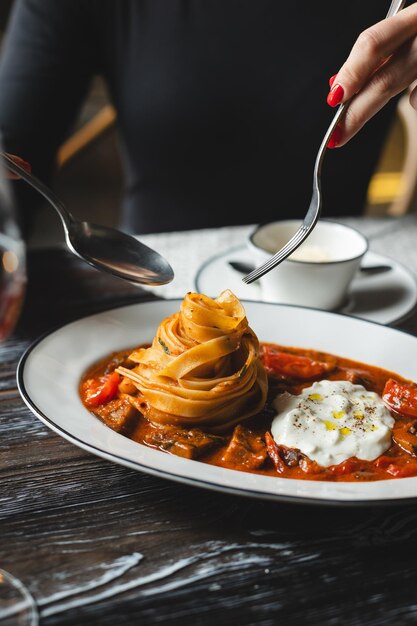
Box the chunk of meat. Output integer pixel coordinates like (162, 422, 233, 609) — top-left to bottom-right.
(265, 432, 301, 473)
(126, 395, 148, 414)
(145, 425, 223, 460)
(104, 353, 135, 374)
(118, 376, 138, 395)
(298, 455, 322, 475)
(221, 425, 267, 470)
(94, 397, 139, 433)
(265, 432, 322, 475)
(339, 369, 373, 387)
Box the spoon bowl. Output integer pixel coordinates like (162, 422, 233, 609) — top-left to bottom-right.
(67, 221, 174, 285)
(1, 152, 174, 286)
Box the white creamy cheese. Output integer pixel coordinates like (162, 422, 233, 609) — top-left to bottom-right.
(271, 380, 395, 467)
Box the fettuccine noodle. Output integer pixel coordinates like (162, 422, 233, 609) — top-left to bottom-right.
(116, 290, 268, 431)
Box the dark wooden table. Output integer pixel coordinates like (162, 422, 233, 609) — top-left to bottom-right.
(4, 242, 417, 626)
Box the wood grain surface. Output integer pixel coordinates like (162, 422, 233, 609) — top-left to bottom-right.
(3, 245, 417, 626)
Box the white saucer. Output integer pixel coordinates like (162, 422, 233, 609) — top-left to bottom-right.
(195, 247, 417, 325)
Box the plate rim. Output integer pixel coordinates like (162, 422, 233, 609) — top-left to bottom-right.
(194, 245, 417, 326)
(15, 297, 417, 508)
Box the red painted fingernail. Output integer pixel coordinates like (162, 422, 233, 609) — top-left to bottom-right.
(327, 125, 342, 149)
(5, 154, 31, 180)
(329, 74, 337, 87)
(327, 83, 344, 107)
(11, 155, 31, 172)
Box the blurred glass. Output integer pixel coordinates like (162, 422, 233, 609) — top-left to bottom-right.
(0, 138, 36, 625)
(0, 570, 37, 626)
(0, 139, 26, 341)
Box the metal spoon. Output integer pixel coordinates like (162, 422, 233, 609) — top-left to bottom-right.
(1, 152, 174, 286)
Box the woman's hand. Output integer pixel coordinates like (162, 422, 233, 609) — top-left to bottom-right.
(326, 3, 417, 148)
(3, 154, 31, 179)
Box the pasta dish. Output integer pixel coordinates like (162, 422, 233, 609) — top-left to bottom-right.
(115, 291, 267, 432)
(80, 291, 417, 482)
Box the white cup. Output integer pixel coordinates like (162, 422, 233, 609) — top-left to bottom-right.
(247, 219, 369, 310)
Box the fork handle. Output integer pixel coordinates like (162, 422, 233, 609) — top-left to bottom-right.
(386, 0, 407, 19)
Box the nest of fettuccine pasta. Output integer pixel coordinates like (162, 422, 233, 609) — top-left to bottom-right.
(116, 290, 268, 432)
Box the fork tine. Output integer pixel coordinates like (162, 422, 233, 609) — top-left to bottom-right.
(242, 225, 308, 283)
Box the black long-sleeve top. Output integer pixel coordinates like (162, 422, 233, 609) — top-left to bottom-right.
(0, 0, 399, 235)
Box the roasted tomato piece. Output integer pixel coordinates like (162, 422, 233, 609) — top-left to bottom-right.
(374, 455, 392, 469)
(328, 457, 363, 475)
(385, 460, 417, 478)
(383, 378, 417, 418)
(261, 346, 335, 380)
(392, 420, 417, 457)
(83, 371, 121, 407)
(264, 432, 286, 473)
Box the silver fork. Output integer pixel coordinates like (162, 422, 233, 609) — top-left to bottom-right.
(243, 0, 406, 285)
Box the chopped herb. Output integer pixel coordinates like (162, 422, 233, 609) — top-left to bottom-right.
(158, 337, 170, 354)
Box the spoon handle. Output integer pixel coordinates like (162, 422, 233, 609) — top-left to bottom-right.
(0, 152, 75, 230)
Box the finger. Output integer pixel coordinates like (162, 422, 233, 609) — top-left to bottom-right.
(409, 82, 417, 110)
(4, 154, 31, 180)
(331, 38, 417, 147)
(328, 3, 417, 106)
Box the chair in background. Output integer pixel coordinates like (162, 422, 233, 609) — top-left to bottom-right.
(60, 90, 417, 220)
(366, 91, 417, 216)
(31, 80, 417, 248)
(28, 79, 122, 249)
(57, 104, 117, 168)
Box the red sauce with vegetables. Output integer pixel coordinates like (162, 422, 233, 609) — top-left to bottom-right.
(80, 343, 417, 482)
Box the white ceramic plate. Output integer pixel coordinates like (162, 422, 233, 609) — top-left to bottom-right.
(17, 299, 417, 506)
(195, 248, 417, 325)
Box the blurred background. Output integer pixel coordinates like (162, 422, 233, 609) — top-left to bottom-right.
(0, 0, 124, 248)
(0, 1, 416, 249)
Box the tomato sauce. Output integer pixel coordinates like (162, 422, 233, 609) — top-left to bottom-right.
(79, 343, 417, 482)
